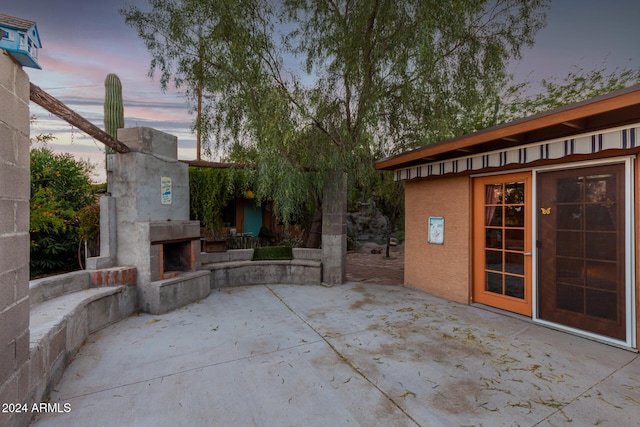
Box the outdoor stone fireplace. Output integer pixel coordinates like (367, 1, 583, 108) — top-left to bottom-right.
(88, 127, 210, 313)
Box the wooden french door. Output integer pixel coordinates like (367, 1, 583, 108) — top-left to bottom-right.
(537, 164, 626, 340)
(473, 172, 532, 316)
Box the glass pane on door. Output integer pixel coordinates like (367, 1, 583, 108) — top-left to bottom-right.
(482, 181, 526, 298)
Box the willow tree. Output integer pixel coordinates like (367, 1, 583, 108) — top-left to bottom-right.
(497, 65, 640, 125)
(122, 0, 549, 246)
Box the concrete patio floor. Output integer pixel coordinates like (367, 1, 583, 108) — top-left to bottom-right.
(31, 283, 639, 427)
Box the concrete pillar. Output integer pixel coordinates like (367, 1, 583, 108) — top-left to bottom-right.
(0, 52, 31, 427)
(86, 194, 117, 270)
(322, 172, 347, 285)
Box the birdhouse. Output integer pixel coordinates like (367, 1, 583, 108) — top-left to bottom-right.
(0, 14, 42, 69)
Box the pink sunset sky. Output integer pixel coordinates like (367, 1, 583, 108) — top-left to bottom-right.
(3, 0, 639, 183)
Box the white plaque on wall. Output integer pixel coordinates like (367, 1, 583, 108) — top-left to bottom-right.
(428, 216, 444, 244)
(161, 177, 172, 205)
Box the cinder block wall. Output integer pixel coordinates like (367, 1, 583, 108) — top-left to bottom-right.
(0, 52, 32, 427)
(322, 172, 347, 285)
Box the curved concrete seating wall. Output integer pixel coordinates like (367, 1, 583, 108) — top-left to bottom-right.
(29, 270, 91, 306)
(201, 248, 322, 288)
(29, 267, 137, 306)
(27, 268, 137, 419)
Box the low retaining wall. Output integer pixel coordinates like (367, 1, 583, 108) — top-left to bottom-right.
(29, 267, 137, 306)
(201, 248, 322, 288)
(23, 267, 137, 426)
(140, 270, 210, 315)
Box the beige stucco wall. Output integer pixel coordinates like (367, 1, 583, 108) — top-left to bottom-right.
(404, 175, 471, 304)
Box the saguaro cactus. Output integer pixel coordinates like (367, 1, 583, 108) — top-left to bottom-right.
(104, 73, 124, 154)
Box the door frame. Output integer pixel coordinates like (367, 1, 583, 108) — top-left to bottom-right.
(472, 171, 533, 316)
(531, 157, 636, 348)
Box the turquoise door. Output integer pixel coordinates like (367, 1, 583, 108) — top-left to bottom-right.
(244, 199, 262, 236)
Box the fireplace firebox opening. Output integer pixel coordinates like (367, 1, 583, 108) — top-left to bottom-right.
(159, 240, 195, 279)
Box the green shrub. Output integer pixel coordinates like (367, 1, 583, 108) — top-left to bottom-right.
(30, 148, 94, 277)
(252, 246, 293, 261)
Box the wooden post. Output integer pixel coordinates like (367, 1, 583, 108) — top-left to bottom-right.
(29, 82, 130, 153)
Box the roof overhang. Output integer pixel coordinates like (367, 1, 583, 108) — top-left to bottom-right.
(376, 84, 640, 171)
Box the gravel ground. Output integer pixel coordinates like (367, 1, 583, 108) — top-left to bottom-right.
(346, 242, 404, 286)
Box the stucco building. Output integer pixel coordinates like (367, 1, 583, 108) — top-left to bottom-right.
(377, 85, 640, 350)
